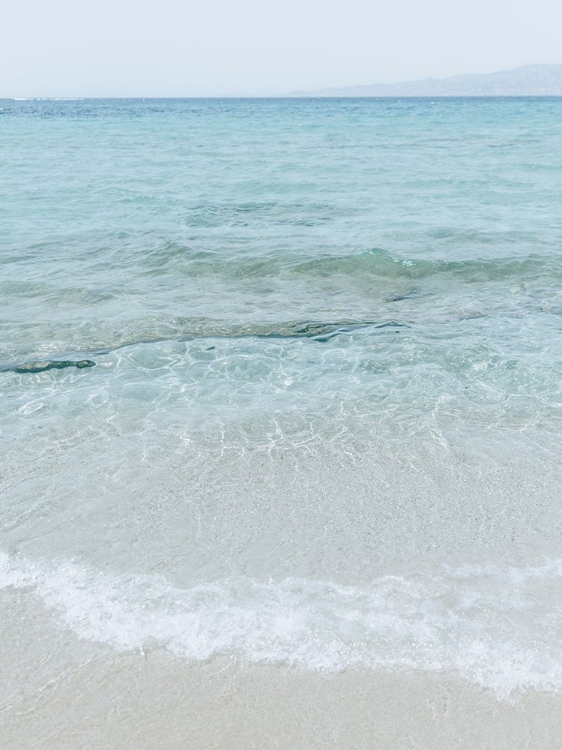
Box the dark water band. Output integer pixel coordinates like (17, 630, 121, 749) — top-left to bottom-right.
(5, 359, 96, 374)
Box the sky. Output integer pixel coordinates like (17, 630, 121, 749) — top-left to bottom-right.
(1, 0, 561, 97)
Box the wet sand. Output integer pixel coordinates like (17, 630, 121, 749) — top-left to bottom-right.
(4, 651, 562, 750)
(2, 591, 562, 750)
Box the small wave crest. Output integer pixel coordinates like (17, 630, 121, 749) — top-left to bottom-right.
(141, 242, 562, 283)
(2, 552, 562, 698)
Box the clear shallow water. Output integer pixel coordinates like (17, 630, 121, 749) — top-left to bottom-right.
(1, 98, 562, 698)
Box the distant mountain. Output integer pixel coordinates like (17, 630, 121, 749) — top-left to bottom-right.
(290, 65, 562, 97)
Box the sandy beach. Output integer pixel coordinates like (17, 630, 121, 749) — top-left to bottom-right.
(4, 643, 562, 749)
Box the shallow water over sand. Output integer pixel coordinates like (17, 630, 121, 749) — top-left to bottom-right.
(1, 97, 562, 746)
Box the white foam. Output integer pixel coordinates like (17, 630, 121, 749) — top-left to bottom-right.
(2, 552, 562, 699)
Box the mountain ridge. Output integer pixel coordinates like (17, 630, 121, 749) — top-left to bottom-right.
(289, 64, 562, 97)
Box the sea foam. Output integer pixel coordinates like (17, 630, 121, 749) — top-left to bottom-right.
(2, 552, 562, 699)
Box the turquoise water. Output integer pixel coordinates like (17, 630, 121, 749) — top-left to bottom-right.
(2, 98, 562, 697)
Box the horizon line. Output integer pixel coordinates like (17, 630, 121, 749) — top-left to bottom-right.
(3, 94, 562, 100)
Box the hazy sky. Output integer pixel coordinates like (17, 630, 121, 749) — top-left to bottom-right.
(1, 0, 561, 96)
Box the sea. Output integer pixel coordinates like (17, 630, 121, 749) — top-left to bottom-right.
(1, 97, 562, 748)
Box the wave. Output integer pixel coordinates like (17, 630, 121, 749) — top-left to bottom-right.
(2, 551, 562, 698)
(141, 243, 562, 282)
(292, 249, 562, 281)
